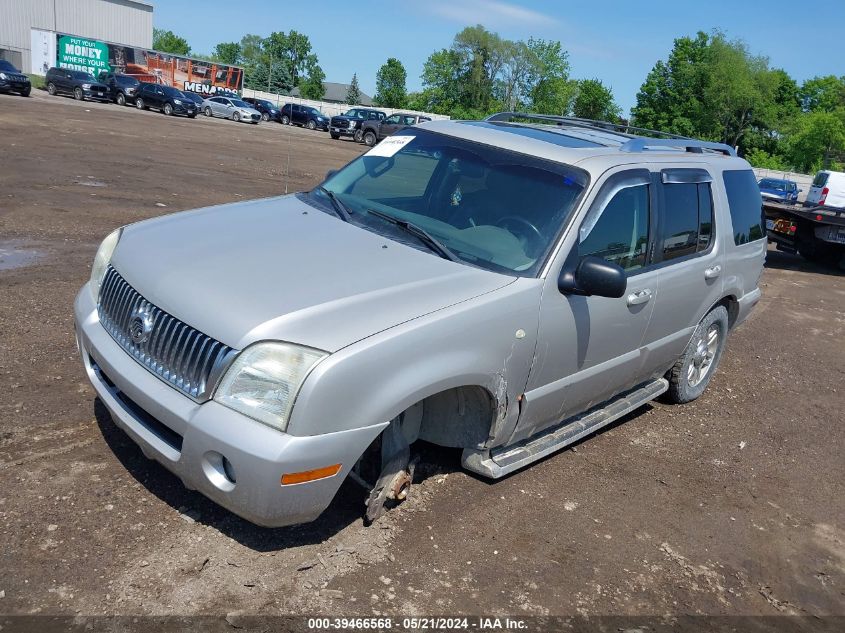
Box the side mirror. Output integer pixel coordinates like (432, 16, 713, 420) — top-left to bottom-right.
(558, 255, 627, 298)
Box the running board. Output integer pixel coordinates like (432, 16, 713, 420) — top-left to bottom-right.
(462, 378, 668, 479)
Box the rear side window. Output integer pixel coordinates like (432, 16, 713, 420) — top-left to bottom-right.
(661, 183, 714, 260)
(723, 170, 765, 245)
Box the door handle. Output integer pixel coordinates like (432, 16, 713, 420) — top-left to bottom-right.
(704, 265, 722, 280)
(626, 288, 653, 306)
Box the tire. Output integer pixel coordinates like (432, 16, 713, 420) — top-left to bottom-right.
(21, 87, 31, 97)
(261, 112, 270, 122)
(47, 82, 57, 96)
(353, 128, 363, 143)
(188, 114, 196, 119)
(281, 115, 290, 125)
(73, 87, 83, 101)
(163, 102, 173, 116)
(306, 119, 316, 130)
(136, 97, 145, 110)
(664, 306, 729, 404)
(330, 132, 340, 140)
(233, 111, 241, 122)
(363, 130, 377, 147)
(116, 92, 126, 106)
(204, 106, 212, 117)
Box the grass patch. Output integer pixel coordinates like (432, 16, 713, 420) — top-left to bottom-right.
(27, 74, 46, 90)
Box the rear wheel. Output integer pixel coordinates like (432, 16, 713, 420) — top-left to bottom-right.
(363, 130, 377, 147)
(47, 82, 57, 96)
(665, 306, 729, 404)
(116, 92, 126, 106)
(73, 87, 83, 101)
(163, 102, 174, 116)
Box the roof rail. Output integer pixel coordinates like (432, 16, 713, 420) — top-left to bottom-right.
(620, 138, 736, 156)
(485, 111, 690, 140)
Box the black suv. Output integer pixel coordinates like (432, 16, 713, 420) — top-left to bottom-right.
(329, 108, 386, 140)
(242, 97, 281, 122)
(0, 60, 31, 97)
(281, 103, 330, 130)
(45, 67, 109, 101)
(99, 72, 141, 106)
(135, 83, 197, 117)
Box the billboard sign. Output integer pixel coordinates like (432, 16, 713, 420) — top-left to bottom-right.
(31, 29, 243, 96)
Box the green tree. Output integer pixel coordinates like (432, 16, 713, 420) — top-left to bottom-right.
(419, 49, 464, 114)
(213, 42, 241, 65)
(799, 75, 845, 113)
(298, 56, 326, 100)
(346, 73, 361, 104)
(572, 79, 621, 121)
(375, 58, 407, 108)
(152, 28, 190, 55)
(787, 110, 845, 172)
(524, 38, 573, 114)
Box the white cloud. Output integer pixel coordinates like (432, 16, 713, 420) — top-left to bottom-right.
(423, 0, 558, 28)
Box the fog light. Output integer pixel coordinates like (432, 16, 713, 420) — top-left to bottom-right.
(202, 451, 236, 491)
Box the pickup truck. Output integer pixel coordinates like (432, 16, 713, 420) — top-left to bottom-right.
(329, 108, 386, 141)
(360, 113, 431, 146)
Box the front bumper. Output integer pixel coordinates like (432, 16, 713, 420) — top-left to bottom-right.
(0, 78, 30, 93)
(173, 104, 197, 116)
(74, 285, 385, 527)
(330, 123, 356, 136)
(82, 88, 110, 101)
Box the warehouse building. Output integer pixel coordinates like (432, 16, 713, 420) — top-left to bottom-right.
(0, 0, 153, 73)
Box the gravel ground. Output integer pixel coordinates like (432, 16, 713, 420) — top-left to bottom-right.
(0, 91, 843, 625)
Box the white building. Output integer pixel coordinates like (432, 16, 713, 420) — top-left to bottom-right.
(0, 0, 153, 73)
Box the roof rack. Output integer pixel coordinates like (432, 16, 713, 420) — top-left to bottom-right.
(484, 112, 737, 156)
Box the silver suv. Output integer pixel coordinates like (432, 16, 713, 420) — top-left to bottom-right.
(74, 113, 765, 526)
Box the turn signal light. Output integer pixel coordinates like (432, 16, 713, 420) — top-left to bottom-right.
(281, 464, 342, 486)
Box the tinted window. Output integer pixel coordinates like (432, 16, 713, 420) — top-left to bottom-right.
(661, 183, 713, 260)
(812, 172, 829, 187)
(70, 71, 90, 80)
(580, 184, 650, 271)
(162, 86, 181, 97)
(723, 170, 765, 245)
(0, 60, 19, 72)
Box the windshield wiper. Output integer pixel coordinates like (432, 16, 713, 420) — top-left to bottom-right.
(316, 186, 351, 222)
(366, 208, 460, 262)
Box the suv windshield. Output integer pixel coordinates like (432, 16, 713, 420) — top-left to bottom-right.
(316, 129, 587, 275)
(0, 60, 20, 72)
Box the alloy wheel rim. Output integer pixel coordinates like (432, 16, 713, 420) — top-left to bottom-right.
(687, 325, 719, 387)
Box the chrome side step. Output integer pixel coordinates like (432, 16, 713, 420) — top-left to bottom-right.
(462, 378, 668, 479)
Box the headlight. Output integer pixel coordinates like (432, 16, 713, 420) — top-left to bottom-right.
(0, 73, 7, 80)
(82, 83, 92, 89)
(173, 98, 182, 104)
(90, 228, 122, 300)
(214, 342, 327, 431)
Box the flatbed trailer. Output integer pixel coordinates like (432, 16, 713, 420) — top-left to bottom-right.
(764, 200, 845, 267)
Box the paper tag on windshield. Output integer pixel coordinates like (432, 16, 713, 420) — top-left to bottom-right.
(366, 135, 415, 157)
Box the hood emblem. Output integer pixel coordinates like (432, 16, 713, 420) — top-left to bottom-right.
(128, 304, 154, 345)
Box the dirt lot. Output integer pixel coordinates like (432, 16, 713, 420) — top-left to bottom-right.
(1, 92, 843, 625)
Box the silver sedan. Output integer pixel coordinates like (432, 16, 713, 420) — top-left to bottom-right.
(201, 96, 262, 124)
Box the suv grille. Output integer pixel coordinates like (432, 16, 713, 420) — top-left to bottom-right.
(97, 266, 236, 401)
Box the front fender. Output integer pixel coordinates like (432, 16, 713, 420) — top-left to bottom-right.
(286, 278, 543, 446)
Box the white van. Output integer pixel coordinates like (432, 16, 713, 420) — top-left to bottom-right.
(806, 170, 845, 208)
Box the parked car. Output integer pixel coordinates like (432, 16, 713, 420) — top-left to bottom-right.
(805, 170, 845, 209)
(360, 112, 431, 146)
(45, 67, 109, 101)
(74, 112, 765, 527)
(329, 107, 386, 140)
(134, 83, 197, 117)
(179, 91, 206, 110)
(98, 72, 141, 106)
(280, 103, 329, 130)
(0, 59, 31, 97)
(202, 96, 262, 123)
(757, 177, 800, 204)
(243, 97, 281, 123)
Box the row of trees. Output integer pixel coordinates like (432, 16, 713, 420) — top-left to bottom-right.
(153, 26, 843, 171)
(631, 31, 845, 173)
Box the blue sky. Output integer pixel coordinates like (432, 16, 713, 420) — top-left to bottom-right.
(152, 0, 845, 114)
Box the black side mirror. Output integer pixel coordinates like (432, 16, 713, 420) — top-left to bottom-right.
(558, 255, 627, 298)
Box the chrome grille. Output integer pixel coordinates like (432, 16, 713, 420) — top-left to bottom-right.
(97, 266, 236, 401)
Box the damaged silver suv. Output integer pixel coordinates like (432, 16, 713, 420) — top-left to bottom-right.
(74, 113, 765, 526)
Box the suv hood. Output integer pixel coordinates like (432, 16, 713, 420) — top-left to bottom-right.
(110, 195, 516, 352)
